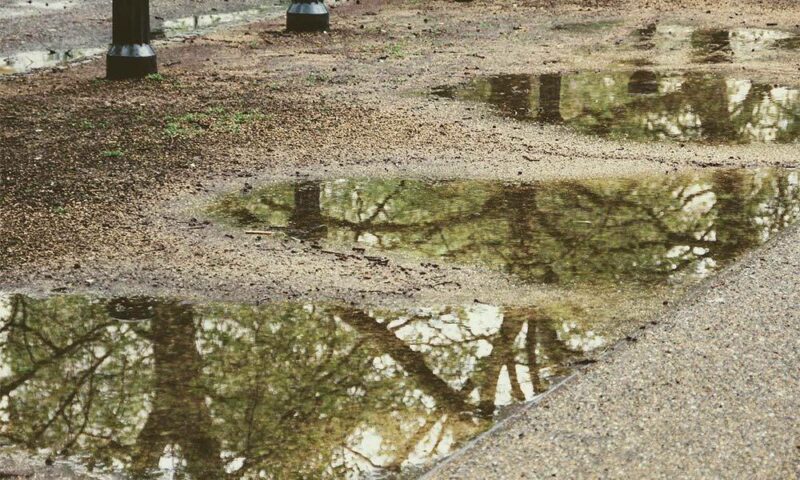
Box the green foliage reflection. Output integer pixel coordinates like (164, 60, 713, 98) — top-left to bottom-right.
(434, 71, 800, 144)
(208, 170, 800, 286)
(0, 296, 595, 479)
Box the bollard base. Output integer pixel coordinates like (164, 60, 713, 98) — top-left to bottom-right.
(106, 44, 157, 80)
(286, 1, 329, 32)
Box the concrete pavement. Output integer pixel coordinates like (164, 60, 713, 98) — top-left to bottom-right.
(426, 222, 800, 479)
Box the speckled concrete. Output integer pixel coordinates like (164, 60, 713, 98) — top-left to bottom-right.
(425, 223, 800, 479)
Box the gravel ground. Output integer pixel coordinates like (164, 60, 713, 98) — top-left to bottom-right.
(1, 0, 800, 477)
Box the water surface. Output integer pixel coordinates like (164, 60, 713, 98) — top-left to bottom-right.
(433, 71, 800, 144)
(0, 295, 601, 479)
(630, 24, 800, 63)
(209, 169, 800, 286)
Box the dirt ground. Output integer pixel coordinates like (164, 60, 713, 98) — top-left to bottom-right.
(3, 0, 800, 307)
(1, 1, 800, 474)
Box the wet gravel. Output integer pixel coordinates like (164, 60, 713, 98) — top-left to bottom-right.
(2, 0, 800, 476)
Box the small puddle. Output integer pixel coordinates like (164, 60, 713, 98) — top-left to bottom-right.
(552, 20, 622, 32)
(0, 48, 106, 75)
(0, 294, 601, 478)
(433, 71, 800, 144)
(151, 6, 286, 40)
(630, 24, 800, 63)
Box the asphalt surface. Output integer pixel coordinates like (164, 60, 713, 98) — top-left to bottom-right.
(426, 222, 800, 479)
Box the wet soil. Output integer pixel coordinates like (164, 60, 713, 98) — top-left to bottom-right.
(3, 0, 800, 293)
(2, 0, 800, 477)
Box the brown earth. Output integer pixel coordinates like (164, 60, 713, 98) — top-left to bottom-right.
(3, 0, 800, 307)
(1, 0, 800, 478)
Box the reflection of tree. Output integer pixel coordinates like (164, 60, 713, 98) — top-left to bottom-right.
(0, 296, 592, 479)
(488, 75, 533, 119)
(211, 170, 800, 287)
(538, 74, 563, 123)
(627, 70, 659, 95)
(691, 29, 733, 63)
(124, 300, 224, 479)
(635, 23, 657, 50)
(0, 296, 150, 469)
(290, 182, 327, 240)
(437, 71, 800, 144)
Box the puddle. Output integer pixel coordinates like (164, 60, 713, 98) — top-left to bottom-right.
(629, 24, 800, 63)
(26, 167, 784, 477)
(0, 294, 600, 478)
(209, 170, 800, 286)
(0, 48, 106, 75)
(552, 20, 621, 32)
(5, 169, 799, 477)
(433, 71, 800, 144)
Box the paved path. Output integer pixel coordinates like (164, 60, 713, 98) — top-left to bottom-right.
(426, 223, 800, 479)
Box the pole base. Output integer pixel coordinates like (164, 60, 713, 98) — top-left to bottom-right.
(106, 44, 157, 80)
(286, 2, 329, 32)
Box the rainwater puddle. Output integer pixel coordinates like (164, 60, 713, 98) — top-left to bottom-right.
(209, 169, 800, 287)
(0, 294, 599, 479)
(4, 169, 799, 478)
(433, 71, 800, 144)
(0, 48, 106, 75)
(552, 20, 622, 32)
(630, 24, 800, 63)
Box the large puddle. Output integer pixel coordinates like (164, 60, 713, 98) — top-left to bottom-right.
(433, 71, 800, 144)
(3, 169, 798, 477)
(2, 170, 799, 477)
(0, 295, 598, 478)
(209, 169, 800, 286)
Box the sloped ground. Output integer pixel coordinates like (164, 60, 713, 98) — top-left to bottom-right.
(425, 221, 800, 478)
(0, 0, 799, 477)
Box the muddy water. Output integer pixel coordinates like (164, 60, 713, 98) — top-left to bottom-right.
(0, 295, 597, 479)
(434, 71, 800, 144)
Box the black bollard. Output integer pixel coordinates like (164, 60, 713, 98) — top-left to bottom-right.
(286, 0, 329, 33)
(106, 0, 157, 80)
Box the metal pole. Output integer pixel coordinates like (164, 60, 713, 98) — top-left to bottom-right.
(286, 0, 329, 32)
(106, 0, 158, 79)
